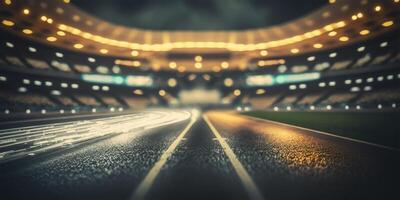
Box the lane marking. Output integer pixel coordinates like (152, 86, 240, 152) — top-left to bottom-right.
(131, 110, 199, 200)
(203, 114, 265, 200)
(0, 111, 138, 127)
(244, 115, 400, 152)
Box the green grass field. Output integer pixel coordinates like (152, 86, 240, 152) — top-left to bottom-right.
(242, 111, 400, 148)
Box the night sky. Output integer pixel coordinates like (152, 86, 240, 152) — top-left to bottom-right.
(72, 0, 327, 30)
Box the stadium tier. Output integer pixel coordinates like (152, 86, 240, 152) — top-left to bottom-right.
(0, 9, 399, 114)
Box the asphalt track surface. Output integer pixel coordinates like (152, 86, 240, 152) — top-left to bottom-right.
(0, 109, 399, 200)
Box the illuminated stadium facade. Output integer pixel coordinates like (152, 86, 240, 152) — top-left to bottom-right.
(0, 0, 399, 113)
(0, 0, 399, 200)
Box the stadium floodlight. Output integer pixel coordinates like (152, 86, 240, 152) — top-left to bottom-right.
(275, 72, 320, 84)
(82, 74, 120, 84)
(246, 72, 320, 87)
(126, 75, 153, 87)
(289, 85, 297, 90)
(82, 74, 153, 87)
(246, 75, 274, 86)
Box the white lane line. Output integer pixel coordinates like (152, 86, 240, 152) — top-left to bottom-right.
(0, 111, 136, 127)
(244, 115, 400, 152)
(203, 115, 265, 200)
(131, 110, 199, 200)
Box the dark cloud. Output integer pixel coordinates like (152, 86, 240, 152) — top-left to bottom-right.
(73, 0, 326, 30)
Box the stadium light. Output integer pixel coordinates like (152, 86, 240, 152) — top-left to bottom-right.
(81, 74, 153, 87)
(246, 72, 320, 87)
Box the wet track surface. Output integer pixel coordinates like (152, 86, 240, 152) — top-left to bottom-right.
(205, 111, 400, 200)
(147, 118, 248, 200)
(0, 110, 399, 200)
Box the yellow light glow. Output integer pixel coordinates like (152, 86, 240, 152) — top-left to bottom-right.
(382, 20, 394, 27)
(74, 43, 84, 49)
(22, 29, 33, 34)
(133, 61, 141, 67)
(329, 0, 336, 3)
(224, 78, 233, 87)
(339, 36, 349, 42)
(115, 59, 141, 67)
(356, 12, 363, 18)
(233, 89, 241, 96)
(40, 16, 47, 21)
(131, 50, 139, 56)
(336, 21, 346, 28)
(328, 31, 337, 37)
(359, 29, 370, 35)
(57, 20, 347, 52)
(47, 18, 53, 24)
(82, 33, 91, 38)
(374, 5, 382, 12)
(63, 0, 70, 3)
(99, 49, 108, 54)
(221, 61, 229, 69)
(256, 89, 266, 95)
(133, 89, 143, 95)
(290, 48, 300, 54)
(159, 90, 166, 97)
(168, 78, 177, 87)
(169, 62, 177, 69)
(57, 31, 66, 36)
(195, 55, 202, 62)
(258, 59, 285, 67)
(23, 8, 30, 15)
(323, 25, 334, 31)
(58, 24, 67, 30)
(46, 36, 57, 42)
(4, 0, 11, 5)
(313, 43, 323, 49)
(195, 62, 202, 69)
(1, 19, 14, 26)
(260, 50, 268, 56)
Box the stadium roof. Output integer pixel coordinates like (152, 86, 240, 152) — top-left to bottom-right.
(73, 0, 327, 30)
(1, 0, 399, 72)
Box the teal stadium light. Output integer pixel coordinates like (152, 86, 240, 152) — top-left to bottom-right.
(246, 72, 320, 86)
(81, 74, 153, 87)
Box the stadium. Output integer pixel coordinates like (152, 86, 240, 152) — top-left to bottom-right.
(0, 0, 399, 199)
